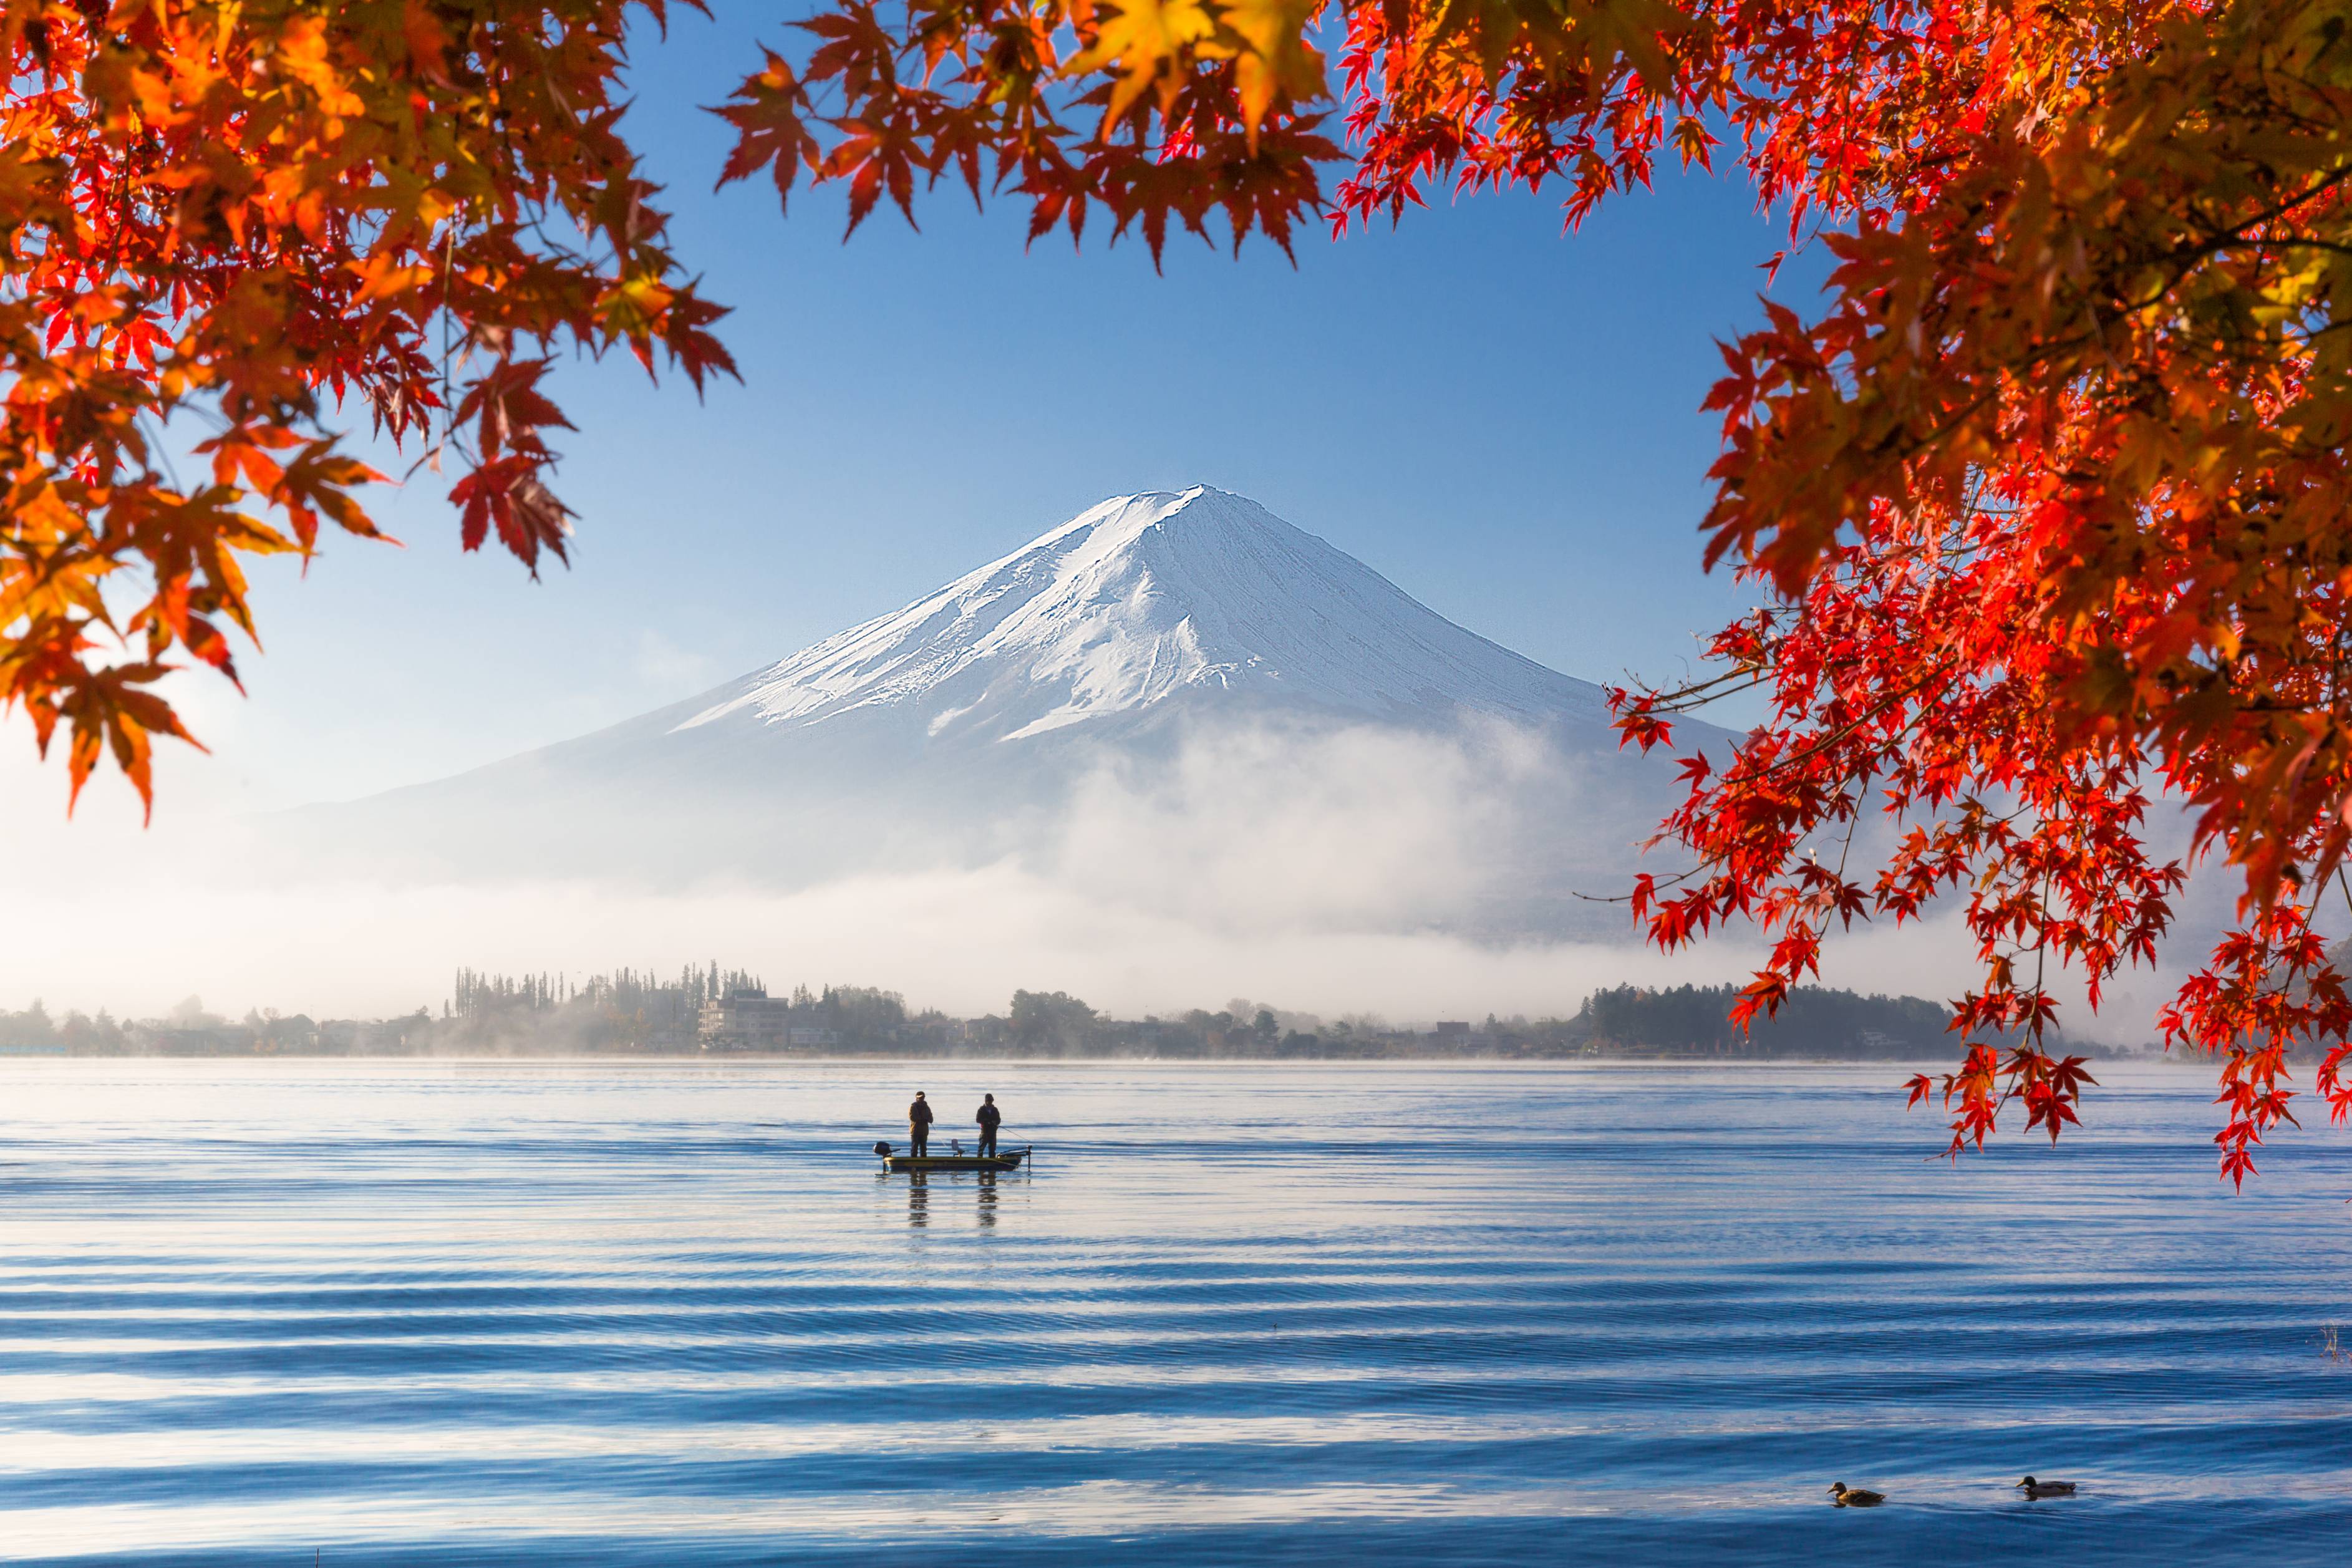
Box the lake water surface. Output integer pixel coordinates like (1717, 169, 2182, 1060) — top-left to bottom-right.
(3, 1059, 2350, 1565)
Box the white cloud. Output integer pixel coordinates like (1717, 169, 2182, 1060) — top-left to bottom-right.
(0, 714, 1715, 1020)
(1048, 716, 1572, 932)
(0, 709, 2180, 1040)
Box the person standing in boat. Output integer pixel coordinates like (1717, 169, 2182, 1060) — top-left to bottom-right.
(908, 1091, 934, 1158)
(975, 1093, 1002, 1158)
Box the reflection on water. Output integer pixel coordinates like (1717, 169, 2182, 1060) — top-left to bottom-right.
(901, 1168, 1011, 1231)
(1, 1059, 2350, 1567)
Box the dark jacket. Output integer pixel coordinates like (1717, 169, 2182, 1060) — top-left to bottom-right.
(977, 1102, 1002, 1129)
(909, 1098, 934, 1127)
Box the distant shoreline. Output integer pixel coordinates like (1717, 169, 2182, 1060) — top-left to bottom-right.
(0, 1048, 2192, 1067)
(6, 979, 2132, 1062)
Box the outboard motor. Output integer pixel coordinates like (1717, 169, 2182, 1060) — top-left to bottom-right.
(871, 1141, 893, 1156)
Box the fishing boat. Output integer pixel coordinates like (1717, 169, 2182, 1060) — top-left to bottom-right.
(872, 1140, 1030, 1173)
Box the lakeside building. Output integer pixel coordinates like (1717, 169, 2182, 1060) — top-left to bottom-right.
(698, 988, 793, 1051)
(697, 990, 851, 1051)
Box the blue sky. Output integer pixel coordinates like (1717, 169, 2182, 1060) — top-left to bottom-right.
(25, 12, 1817, 820)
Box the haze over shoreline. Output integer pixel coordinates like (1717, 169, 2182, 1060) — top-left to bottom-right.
(5, 975, 2156, 1062)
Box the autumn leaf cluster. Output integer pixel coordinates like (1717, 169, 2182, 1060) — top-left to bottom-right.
(1605, 0, 2352, 1181)
(1, 1, 731, 810)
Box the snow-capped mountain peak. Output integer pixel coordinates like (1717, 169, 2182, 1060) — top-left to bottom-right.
(676, 486, 1607, 745)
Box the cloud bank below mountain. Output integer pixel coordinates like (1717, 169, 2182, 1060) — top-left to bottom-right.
(6, 710, 2030, 1027)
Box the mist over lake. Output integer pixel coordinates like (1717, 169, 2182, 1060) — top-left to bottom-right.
(3, 1059, 2346, 1567)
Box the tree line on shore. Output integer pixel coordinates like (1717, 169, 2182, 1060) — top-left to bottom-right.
(0, 973, 2127, 1061)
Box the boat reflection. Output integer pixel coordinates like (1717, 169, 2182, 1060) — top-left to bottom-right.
(886, 1168, 1013, 1230)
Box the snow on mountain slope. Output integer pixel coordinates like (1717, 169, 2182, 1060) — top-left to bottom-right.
(675, 486, 1611, 746)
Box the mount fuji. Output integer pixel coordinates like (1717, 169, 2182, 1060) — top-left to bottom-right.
(291, 486, 1709, 936)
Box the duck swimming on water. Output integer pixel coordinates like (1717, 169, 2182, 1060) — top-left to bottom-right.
(2018, 1476, 2077, 1498)
(1827, 1483, 1885, 1507)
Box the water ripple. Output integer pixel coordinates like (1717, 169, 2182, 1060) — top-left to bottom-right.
(2, 1060, 2350, 1565)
